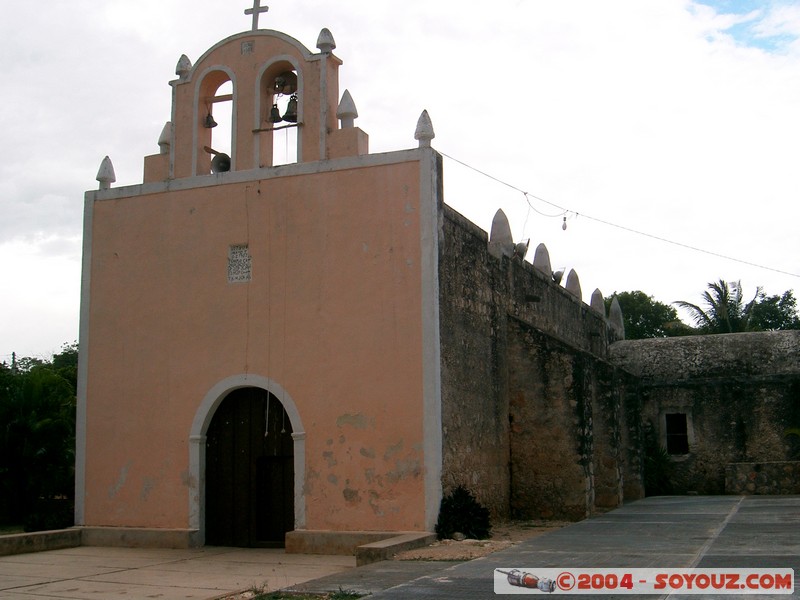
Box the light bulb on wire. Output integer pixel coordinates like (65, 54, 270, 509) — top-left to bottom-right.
(562, 216, 567, 231)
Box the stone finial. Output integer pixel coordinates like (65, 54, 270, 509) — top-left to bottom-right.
(337, 90, 358, 128)
(609, 296, 625, 339)
(590, 288, 605, 315)
(317, 28, 336, 53)
(488, 209, 514, 260)
(157, 122, 173, 154)
(565, 268, 582, 299)
(175, 54, 192, 78)
(532, 243, 552, 276)
(96, 156, 116, 190)
(414, 110, 435, 147)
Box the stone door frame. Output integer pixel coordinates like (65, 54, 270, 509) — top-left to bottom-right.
(189, 374, 306, 544)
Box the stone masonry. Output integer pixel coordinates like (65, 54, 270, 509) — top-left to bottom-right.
(438, 200, 799, 519)
(438, 205, 643, 521)
(610, 331, 800, 494)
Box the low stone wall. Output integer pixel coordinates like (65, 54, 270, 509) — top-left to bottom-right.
(725, 462, 800, 494)
(0, 528, 81, 557)
(80, 526, 201, 548)
(0, 527, 203, 557)
(285, 529, 435, 563)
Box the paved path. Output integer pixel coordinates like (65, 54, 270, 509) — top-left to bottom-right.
(0, 546, 354, 599)
(289, 495, 799, 599)
(0, 496, 797, 598)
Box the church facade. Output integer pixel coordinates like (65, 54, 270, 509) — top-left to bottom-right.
(78, 18, 442, 549)
(76, 11, 799, 553)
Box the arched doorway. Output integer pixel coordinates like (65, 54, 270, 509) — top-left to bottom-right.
(205, 387, 294, 547)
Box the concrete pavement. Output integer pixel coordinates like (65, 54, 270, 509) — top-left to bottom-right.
(0, 495, 797, 598)
(0, 545, 355, 599)
(322, 495, 799, 599)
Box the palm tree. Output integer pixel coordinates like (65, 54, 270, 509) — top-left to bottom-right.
(674, 279, 761, 334)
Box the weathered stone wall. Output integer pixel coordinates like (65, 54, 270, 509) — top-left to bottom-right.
(620, 377, 646, 501)
(725, 462, 800, 494)
(609, 331, 800, 381)
(438, 205, 644, 520)
(593, 366, 627, 509)
(506, 320, 595, 520)
(505, 321, 643, 520)
(438, 210, 799, 509)
(610, 332, 800, 494)
(437, 208, 511, 517)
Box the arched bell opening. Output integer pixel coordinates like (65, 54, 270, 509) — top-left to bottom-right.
(209, 80, 233, 160)
(196, 69, 236, 175)
(257, 61, 302, 167)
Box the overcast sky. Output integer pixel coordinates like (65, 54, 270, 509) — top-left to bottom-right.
(1, 0, 799, 361)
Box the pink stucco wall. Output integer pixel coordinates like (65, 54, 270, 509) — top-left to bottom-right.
(82, 158, 431, 533)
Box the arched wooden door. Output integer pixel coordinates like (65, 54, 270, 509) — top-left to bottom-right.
(205, 387, 294, 547)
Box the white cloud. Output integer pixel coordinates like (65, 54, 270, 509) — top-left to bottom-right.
(692, 0, 800, 53)
(754, 3, 800, 39)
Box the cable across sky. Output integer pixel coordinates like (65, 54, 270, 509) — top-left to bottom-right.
(439, 151, 800, 280)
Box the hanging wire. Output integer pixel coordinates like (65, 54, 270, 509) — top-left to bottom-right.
(439, 150, 800, 279)
(265, 182, 272, 424)
(265, 395, 270, 438)
(281, 195, 290, 435)
(440, 151, 567, 218)
(244, 186, 251, 373)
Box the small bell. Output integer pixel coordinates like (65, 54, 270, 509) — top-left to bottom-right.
(211, 153, 231, 173)
(268, 104, 282, 123)
(282, 94, 298, 123)
(203, 113, 218, 128)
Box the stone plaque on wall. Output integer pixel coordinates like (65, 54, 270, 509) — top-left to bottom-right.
(228, 244, 252, 283)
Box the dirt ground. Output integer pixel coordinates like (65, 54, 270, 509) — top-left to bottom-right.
(392, 520, 569, 562)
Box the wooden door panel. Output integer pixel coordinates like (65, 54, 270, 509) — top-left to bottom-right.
(206, 388, 294, 547)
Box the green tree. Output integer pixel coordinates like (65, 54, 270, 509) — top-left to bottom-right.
(750, 290, 800, 331)
(675, 280, 800, 334)
(51, 342, 79, 390)
(674, 279, 760, 334)
(605, 291, 691, 339)
(0, 344, 77, 531)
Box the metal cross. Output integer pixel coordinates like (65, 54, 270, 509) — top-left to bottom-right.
(244, 0, 269, 31)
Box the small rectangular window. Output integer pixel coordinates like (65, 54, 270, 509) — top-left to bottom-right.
(665, 413, 689, 454)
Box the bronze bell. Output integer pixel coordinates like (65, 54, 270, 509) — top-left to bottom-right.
(268, 104, 282, 123)
(203, 113, 218, 128)
(211, 153, 231, 173)
(282, 94, 298, 123)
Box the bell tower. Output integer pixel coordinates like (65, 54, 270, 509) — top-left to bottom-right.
(143, 6, 368, 182)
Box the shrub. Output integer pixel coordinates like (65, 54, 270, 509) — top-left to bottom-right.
(434, 485, 491, 540)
